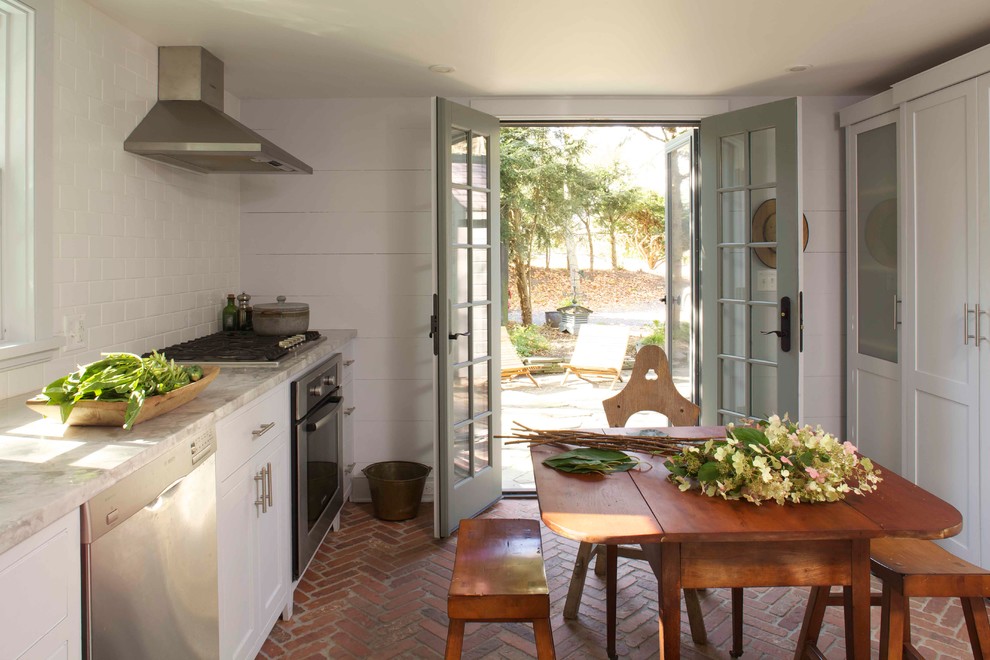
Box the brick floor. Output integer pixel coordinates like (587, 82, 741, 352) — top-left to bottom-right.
(260, 499, 980, 659)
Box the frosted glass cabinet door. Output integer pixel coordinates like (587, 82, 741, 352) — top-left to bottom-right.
(846, 109, 902, 477)
(856, 122, 899, 363)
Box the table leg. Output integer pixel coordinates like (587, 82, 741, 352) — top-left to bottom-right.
(661, 544, 683, 659)
(607, 544, 618, 660)
(848, 539, 871, 660)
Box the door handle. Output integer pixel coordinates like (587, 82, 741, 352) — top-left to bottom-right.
(430, 293, 440, 357)
(977, 304, 989, 347)
(761, 296, 791, 352)
(893, 295, 902, 329)
(965, 303, 976, 345)
(448, 331, 470, 340)
(660, 296, 667, 304)
(254, 467, 267, 514)
(266, 461, 273, 508)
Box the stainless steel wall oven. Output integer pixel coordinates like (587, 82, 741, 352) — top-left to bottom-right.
(291, 355, 344, 579)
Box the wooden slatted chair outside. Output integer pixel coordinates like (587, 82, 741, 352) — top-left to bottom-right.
(445, 518, 555, 659)
(564, 344, 744, 658)
(797, 537, 990, 659)
(559, 324, 630, 390)
(500, 326, 540, 387)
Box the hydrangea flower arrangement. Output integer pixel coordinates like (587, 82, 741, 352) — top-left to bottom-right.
(664, 415, 882, 505)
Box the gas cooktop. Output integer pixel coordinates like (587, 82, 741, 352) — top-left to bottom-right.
(151, 331, 326, 367)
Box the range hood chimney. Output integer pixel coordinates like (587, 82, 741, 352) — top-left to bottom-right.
(124, 47, 312, 174)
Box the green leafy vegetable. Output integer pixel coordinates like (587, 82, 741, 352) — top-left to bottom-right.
(543, 448, 638, 475)
(39, 352, 199, 430)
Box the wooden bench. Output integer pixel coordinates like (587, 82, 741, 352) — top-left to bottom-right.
(798, 537, 990, 658)
(446, 518, 555, 659)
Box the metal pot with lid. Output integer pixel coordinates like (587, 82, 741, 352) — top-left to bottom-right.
(252, 296, 309, 336)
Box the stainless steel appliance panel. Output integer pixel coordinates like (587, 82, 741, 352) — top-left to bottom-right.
(83, 431, 219, 660)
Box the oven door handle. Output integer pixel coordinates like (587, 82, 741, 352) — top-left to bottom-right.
(305, 396, 342, 433)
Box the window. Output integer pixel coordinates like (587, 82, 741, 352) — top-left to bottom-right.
(0, 0, 57, 370)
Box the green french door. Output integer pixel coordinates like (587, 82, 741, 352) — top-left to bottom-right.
(700, 99, 801, 424)
(434, 99, 501, 537)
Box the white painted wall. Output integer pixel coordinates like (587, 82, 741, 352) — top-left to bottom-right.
(239, 98, 433, 499)
(799, 96, 865, 433)
(2, 0, 241, 398)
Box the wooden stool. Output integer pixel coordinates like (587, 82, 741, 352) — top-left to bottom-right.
(446, 518, 555, 659)
(797, 537, 990, 659)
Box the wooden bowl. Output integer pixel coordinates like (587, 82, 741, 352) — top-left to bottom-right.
(25, 366, 220, 427)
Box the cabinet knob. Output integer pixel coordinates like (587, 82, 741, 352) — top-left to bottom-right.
(344, 359, 355, 367)
(344, 406, 356, 416)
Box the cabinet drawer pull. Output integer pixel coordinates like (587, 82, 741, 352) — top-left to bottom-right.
(252, 422, 276, 438)
(266, 461, 273, 507)
(344, 359, 355, 367)
(344, 406, 356, 416)
(254, 468, 267, 514)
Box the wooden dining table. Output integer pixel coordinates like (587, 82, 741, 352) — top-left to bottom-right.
(530, 426, 964, 659)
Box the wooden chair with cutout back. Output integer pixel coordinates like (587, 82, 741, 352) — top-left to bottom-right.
(562, 344, 745, 658)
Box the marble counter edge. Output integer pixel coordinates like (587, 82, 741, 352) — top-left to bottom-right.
(0, 329, 357, 556)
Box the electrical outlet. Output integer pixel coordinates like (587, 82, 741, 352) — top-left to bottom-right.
(63, 314, 86, 350)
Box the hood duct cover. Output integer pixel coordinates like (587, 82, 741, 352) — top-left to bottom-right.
(124, 47, 312, 174)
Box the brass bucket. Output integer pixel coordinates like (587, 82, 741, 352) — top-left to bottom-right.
(362, 461, 432, 521)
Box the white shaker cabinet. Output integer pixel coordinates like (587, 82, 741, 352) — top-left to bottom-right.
(902, 79, 983, 565)
(0, 510, 81, 660)
(844, 45, 990, 567)
(216, 384, 292, 660)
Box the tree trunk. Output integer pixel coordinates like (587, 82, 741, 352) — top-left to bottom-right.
(579, 216, 595, 274)
(512, 252, 532, 326)
(564, 216, 580, 301)
(609, 225, 620, 269)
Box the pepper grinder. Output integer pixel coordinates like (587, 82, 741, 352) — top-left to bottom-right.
(236, 292, 252, 331)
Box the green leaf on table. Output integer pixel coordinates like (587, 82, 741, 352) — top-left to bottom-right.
(697, 461, 722, 483)
(543, 448, 637, 475)
(729, 427, 769, 447)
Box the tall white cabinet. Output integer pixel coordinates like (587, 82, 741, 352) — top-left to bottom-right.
(843, 45, 990, 567)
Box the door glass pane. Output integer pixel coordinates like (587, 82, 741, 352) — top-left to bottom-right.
(857, 123, 898, 363)
(455, 306, 469, 364)
(471, 305, 489, 359)
(720, 247, 747, 299)
(720, 134, 746, 187)
(451, 130, 468, 185)
(455, 248, 470, 303)
(474, 417, 490, 471)
(751, 363, 778, 419)
(473, 362, 490, 418)
(751, 305, 779, 362)
(452, 190, 469, 244)
(751, 255, 777, 303)
(720, 190, 747, 243)
(749, 128, 776, 185)
(720, 359, 747, 414)
(452, 367, 470, 423)
(453, 425, 470, 480)
(472, 247, 489, 302)
(471, 135, 488, 186)
(472, 191, 489, 245)
(721, 302, 746, 358)
(750, 188, 776, 242)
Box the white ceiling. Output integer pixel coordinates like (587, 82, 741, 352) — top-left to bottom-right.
(87, 0, 990, 99)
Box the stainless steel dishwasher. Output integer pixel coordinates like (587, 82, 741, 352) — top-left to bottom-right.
(82, 427, 219, 659)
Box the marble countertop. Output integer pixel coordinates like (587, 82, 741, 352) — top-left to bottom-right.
(0, 329, 357, 555)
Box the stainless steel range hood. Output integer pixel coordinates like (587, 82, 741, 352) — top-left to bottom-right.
(124, 47, 312, 174)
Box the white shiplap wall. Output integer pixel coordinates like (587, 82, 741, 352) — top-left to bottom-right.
(800, 96, 863, 432)
(2, 0, 241, 399)
(239, 98, 433, 496)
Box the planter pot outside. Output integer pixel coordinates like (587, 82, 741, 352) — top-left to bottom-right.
(544, 310, 562, 328)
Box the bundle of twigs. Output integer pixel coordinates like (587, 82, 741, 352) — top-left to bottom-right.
(499, 423, 721, 456)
